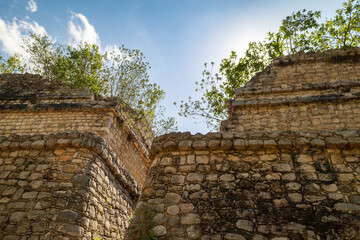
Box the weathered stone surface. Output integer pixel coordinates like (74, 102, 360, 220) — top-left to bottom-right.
(274, 198, 289, 208)
(288, 193, 302, 203)
(181, 213, 201, 225)
(187, 173, 204, 182)
(153, 213, 166, 224)
(286, 182, 302, 191)
(167, 205, 180, 215)
(193, 140, 207, 150)
(179, 140, 192, 150)
(153, 225, 167, 236)
(58, 224, 84, 236)
(282, 173, 296, 181)
(171, 175, 185, 184)
(4, 49, 360, 240)
(349, 195, 360, 204)
(219, 174, 235, 182)
(187, 225, 200, 239)
(224, 233, 246, 240)
(334, 203, 360, 212)
(296, 155, 312, 163)
(9, 212, 26, 223)
(329, 193, 344, 200)
(179, 203, 194, 213)
(208, 140, 221, 149)
(196, 155, 210, 164)
(273, 163, 292, 172)
(164, 193, 181, 204)
(234, 139, 246, 150)
(321, 184, 337, 192)
(236, 219, 253, 232)
(57, 210, 78, 222)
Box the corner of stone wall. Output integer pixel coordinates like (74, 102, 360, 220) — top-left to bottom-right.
(0, 132, 140, 239)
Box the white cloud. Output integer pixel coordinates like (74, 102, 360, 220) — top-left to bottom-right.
(104, 45, 134, 62)
(0, 17, 46, 56)
(26, 0, 38, 13)
(68, 12, 100, 46)
(104, 44, 121, 55)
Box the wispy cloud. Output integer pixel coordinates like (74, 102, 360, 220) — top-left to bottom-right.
(26, 0, 38, 13)
(0, 17, 46, 56)
(68, 12, 100, 46)
(103, 44, 136, 62)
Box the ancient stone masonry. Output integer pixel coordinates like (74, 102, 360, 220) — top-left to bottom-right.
(0, 74, 150, 240)
(2, 48, 360, 240)
(137, 48, 360, 240)
(222, 48, 360, 133)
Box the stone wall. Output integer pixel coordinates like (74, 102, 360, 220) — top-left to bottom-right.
(224, 100, 360, 133)
(0, 110, 149, 185)
(2, 48, 360, 240)
(134, 48, 360, 240)
(221, 48, 360, 133)
(240, 48, 360, 88)
(0, 74, 151, 186)
(139, 131, 360, 239)
(0, 74, 150, 239)
(0, 133, 138, 239)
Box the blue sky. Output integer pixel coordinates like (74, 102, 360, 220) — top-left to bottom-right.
(0, 0, 343, 133)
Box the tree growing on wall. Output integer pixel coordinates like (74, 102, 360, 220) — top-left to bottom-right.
(175, 0, 360, 130)
(0, 34, 177, 136)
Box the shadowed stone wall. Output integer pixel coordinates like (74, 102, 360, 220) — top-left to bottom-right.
(135, 48, 360, 240)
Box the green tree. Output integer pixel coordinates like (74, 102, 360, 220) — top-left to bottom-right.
(23, 34, 62, 79)
(311, 0, 360, 50)
(0, 54, 25, 73)
(279, 9, 321, 54)
(53, 43, 105, 96)
(20, 34, 177, 136)
(176, 0, 360, 130)
(102, 46, 164, 128)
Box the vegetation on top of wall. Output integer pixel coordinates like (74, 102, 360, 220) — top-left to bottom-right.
(175, 0, 360, 130)
(0, 35, 177, 137)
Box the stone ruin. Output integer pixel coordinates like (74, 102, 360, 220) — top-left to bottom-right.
(0, 74, 151, 239)
(141, 48, 360, 240)
(0, 48, 360, 239)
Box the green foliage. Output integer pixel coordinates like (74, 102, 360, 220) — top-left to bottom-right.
(176, 0, 360, 130)
(175, 40, 272, 130)
(311, 0, 360, 50)
(19, 34, 177, 136)
(53, 43, 104, 96)
(23, 34, 61, 79)
(127, 208, 156, 240)
(0, 54, 25, 73)
(175, 62, 225, 130)
(101, 46, 173, 136)
(279, 9, 321, 54)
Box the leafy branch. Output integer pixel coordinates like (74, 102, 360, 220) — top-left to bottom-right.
(176, 0, 360, 131)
